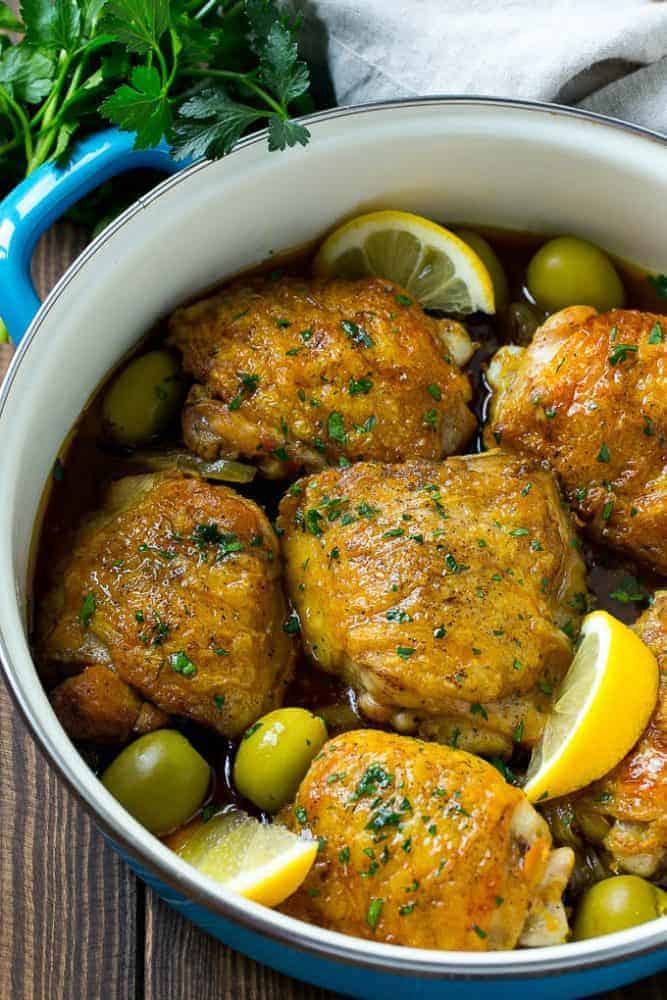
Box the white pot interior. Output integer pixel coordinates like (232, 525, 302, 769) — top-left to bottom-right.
(1, 100, 666, 975)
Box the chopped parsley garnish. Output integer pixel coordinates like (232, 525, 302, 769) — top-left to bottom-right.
(350, 764, 393, 801)
(294, 805, 307, 825)
(357, 414, 377, 434)
(397, 646, 416, 659)
(366, 806, 402, 831)
(470, 702, 488, 720)
(609, 343, 638, 365)
(509, 527, 530, 537)
(648, 321, 664, 344)
(229, 372, 259, 409)
(609, 574, 649, 604)
(513, 719, 524, 743)
(366, 898, 384, 931)
(305, 508, 324, 536)
(395, 293, 412, 306)
(386, 609, 413, 623)
(472, 924, 487, 940)
(283, 613, 301, 634)
(213, 694, 225, 710)
(202, 803, 217, 822)
(79, 591, 96, 628)
(383, 527, 405, 539)
(399, 903, 415, 916)
(433, 624, 446, 639)
(327, 411, 347, 444)
(427, 384, 442, 401)
(423, 408, 438, 428)
(349, 376, 373, 396)
(445, 553, 468, 574)
(168, 651, 197, 677)
(338, 846, 350, 863)
(341, 319, 374, 348)
(538, 680, 553, 696)
(597, 442, 610, 463)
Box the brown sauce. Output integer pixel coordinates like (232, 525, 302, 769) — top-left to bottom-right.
(31, 229, 665, 794)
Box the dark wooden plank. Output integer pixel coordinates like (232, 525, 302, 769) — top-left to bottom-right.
(144, 889, 340, 999)
(0, 684, 138, 1000)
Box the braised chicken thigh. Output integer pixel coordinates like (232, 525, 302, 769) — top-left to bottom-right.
(38, 473, 295, 741)
(168, 275, 475, 477)
(547, 592, 667, 879)
(278, 452, 588, 755)
(281, 729, 574, 949)
(486, 308, 667, 573)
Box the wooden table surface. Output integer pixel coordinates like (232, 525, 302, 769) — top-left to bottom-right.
(0, 227, 664, 1000)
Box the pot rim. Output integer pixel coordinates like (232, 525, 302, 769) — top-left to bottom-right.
(1, 95, 666, 981)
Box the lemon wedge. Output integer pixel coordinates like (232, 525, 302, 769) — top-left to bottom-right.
(523, 611, 659, 804)
(171, 810, 317, 907)
(313, 210, 495, 314)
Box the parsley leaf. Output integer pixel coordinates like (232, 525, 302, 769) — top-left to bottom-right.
(267, 113, 309, 151)
(21, 0, 81, 51)
(101, 0, 170, 54)
(258, 20, 309, 107)
(170, 87, 266, 160)
(101, 65, 171, 149)
(0, 45, 53, 103)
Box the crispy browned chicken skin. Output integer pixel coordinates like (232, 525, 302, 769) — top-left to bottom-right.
(37, 473, 295, 741)
(281, 730, 574, 950)
(168, 275, 475, 477)
(278, 453, 588, 755)
(546, 592, 667, 878)
(486, 308, 667, 572)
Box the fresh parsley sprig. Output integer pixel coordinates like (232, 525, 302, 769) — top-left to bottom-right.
(0, 0, 312, 200)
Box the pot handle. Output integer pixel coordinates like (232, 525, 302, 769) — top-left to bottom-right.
(0, 128, 185, 344)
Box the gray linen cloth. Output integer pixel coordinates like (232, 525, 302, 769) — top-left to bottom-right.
(295, 0, 667, 133)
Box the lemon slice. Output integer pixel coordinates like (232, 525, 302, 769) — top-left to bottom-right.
(523, 611, 659, 804)
(313, 210, 495, 314)
(172, 810, 317, 907)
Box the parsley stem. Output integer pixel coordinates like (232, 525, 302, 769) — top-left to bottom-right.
(196, 0, 220, 19)
(2, 89, 33, 165)
(183, 68, 286, 117)
(29, 51, 76, 173)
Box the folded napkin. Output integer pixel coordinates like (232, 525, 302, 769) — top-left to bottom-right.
(296, 0, 667, 133)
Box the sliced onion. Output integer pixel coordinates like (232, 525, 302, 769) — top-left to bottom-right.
(127, 449, 256, 483)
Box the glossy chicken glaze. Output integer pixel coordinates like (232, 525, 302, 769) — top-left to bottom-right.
(487, 308, 667, 573)
(281, 729, 572, 950)
(37, 473, 295, 739)
(277, 453, 587, 755)
(169, 275, 475, 476)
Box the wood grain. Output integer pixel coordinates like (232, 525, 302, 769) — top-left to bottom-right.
(0, 224, 664, 1000)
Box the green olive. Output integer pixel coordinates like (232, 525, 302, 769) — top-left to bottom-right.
(101, 730, 210, 834)
(526, 236, 625, 313)
(233, 708, 328, 813)
(573, 875, 667, 940)
(102, 349, 185, 446)
(457, 230, 509, 312)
